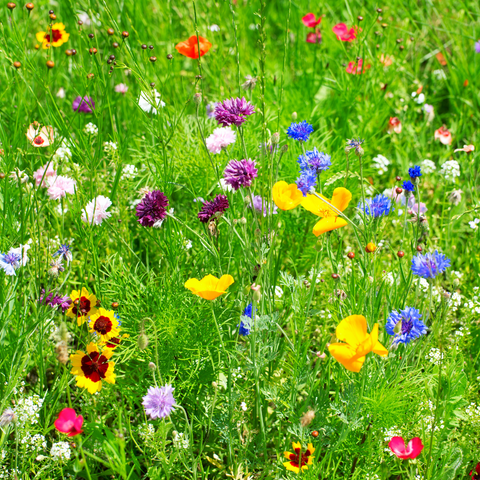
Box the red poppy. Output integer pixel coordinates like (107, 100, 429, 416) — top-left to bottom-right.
(332, 23, 357, 42)
(470, 462, 480, 479)
(54, 408, 83, 437)
(175, 35, 212, 59)
(306, 31, 322, 44)
(346, 59, 370, 75)
(388, 437, 424, 460)
(302, 13, 322, 28)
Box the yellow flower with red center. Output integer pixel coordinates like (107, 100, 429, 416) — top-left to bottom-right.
(301, 187, 352, 236)
(283, 441, 315, 473)
(272, 181, 304, 211)
(100, 333, 130, 350)
(66, 287, 98, 325)
(184, 274, 234, 300)
(36, 23, 70, 49)
(88, 308, 120, 343)
(328, 315, 388, 372)
(70, 342, 115, 394)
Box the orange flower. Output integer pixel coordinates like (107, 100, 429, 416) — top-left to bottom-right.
(454, 144, 474, 153)
(272, 181, 303, 211)
(36, 23, 70, 49)
(301, 187, 352, 236)
(434, 125, 452, 145)
(175, 36, 212, 59)
(184, 274, 234, 300)
(379, 53, 393, 66)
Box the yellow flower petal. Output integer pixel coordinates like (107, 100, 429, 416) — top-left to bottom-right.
(312, 216, 348, 236)
(283, 461, 300, 474)
(86, 342, 99, 355)
(328, 343, 367, 372)
(36, 31, 47, 43)
(301, 193, 336, 217)
(185, 274, 234, 300)
(335, 315, 368, 349)
(272, 181, 303, 211)
(330, 187, 352, 211)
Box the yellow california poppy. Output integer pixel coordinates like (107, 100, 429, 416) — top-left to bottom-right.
(301, 187, 352, 236)
(36, 23, 70, 49)
(283, 441, 315, 473)
(184, 274, 234, 300)
(328, 315, 388, 372)
(272, 181, 304, 211)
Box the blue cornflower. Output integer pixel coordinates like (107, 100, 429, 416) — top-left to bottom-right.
(296, 169, 317, 196)
(358, 194, 393, 218)
(298, 147, 332, 173)
(411, 250, 451, 279)
(238, 303, 254, 336)
(53, 244, 73, 263)
(402, 180, 415, 192)
(0, 252, 21, 276)
(408, 166, 422, 179)
(287, 121, 314, 142)
(345, 137, 364, 151)
(385, 306, 427, 344)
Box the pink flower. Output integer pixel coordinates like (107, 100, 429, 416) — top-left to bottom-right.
(251, 283, 261, 291)
(81, 195, 113, 225)
(434, 125, 452, 145)
(114, 83, 128, 94)
(306, 31, 322, 44)
(205, 127, 236, 154)
(302, 13, 322, 28)
(388, 117, 402, 134)
(332, 23, 357, 42)
(346, 59, 370, 75)
(54, 408, 83, 437)
(33, 163, 57, 187)
(47, 176, 76, 200)
(388, 436, 424, 460)
(454, 144, 474, 153)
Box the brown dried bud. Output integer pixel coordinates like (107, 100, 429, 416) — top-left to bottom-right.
(46, 60, 54, 69)
(89, 48, 97, 55)
(7, 2, 16, 9)
(149, 56, 157, 62)
(113, 42, 119, 48)
(49, 13, 56, 20)
(25, 2, 34, 10)
(87, 73, 94, 79)
(122, 31, 129, 38)
(0, 173, 5, 179)
(65, 49, 73, 56)
(107, 28, 114, 35)
(13, 61, 21, 69)
(167, 54, 173, 60)
(111, 302, 119, 308)
(300, 409, 315, 427)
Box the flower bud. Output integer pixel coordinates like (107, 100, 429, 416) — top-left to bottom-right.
(212, 381, 218, 389)
(271, 132, 280, 145)
(292, 112, 297, 120)
(281, 144, 289, 153)
(253, 287, 261, 302)
(355, 146, 364, 157)
(365, 242, 377, 253)
(137, 332, 149, 350)
(193, 92, 202, 104)
(148, 362, 156, 371)
(240, 217, 247, 225)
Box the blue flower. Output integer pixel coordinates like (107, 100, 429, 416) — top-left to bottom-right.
(287, 121, 314, 142)
(408, 166, 422, 179)
(358, 194, 393, 218)
(0, 252, 21, 276)
(298, 147, 331, 173)
(238, 303, 254, 336)
(411, 250, 451, 279)
(402, 180, 415, 192)
(296, 169, 317, 196)
(53, 244, 73, 263)
(385, 306, 427, 344)
(345, 137, 364, 151)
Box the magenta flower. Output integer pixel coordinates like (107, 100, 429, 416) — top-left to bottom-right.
(54, 408, 84, 437)
(302, 13, 322, 28)
(142, 385, 176, 419)
(136, 190, 169, 227)
(73, 96, 95, 113)
(223, 159, 258, 190)
(388, 437, 424, 460)
(198, 195, 229, 223)
(214, 97, 255, 127)
(306, 31, 322, 44)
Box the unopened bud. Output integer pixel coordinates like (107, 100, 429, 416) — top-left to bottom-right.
(271, 132, 280, 145)
(355, 146, 365, 157)
(292, 112, 297, 120)
(137, 333, 149, 350)
(212, 381, 218, 388)
(281, 144, 289, 153)
(240, 217, 247, 225)
(193, 92, 202, 104)
(148, 362, 156, 371)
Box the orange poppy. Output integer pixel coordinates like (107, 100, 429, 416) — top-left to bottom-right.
(175, 35, 212, 59)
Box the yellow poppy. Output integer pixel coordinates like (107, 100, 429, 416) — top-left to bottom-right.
(301, 187, 352, 236)
(283, 441, 315, 473)
(88, 308, 120, 343)
(36, 23, 70, 49)
(272, 181, 304, 211)
(184, 274, 234, 300)
(66, 287, 98, 326)
(328, 315, 388, 372)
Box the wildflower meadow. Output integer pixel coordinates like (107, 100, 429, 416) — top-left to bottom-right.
(1, 0, 480, 478)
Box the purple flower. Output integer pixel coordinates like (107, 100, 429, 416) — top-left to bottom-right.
(475, 40, 480, 54)
(0, 252, 21, 276)
(198, 195, 229, 223)
(214, 97, 255, 127)
(206, 102, 220, 119)
(296, 169, 317, 196)
(223, 159, 258, 190)
(411, 250, 451, 279)
(136, 190, 169, 227)
(142, 384, 176, 419)
(39, 289, 72, 313)
(72, 96, 95, 113)
(248, 195, 278, 217)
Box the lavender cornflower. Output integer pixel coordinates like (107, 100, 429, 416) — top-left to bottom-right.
(206, 102, 220, 119)
(136, 190, 169, 227)
(198, 195, 229, 223)
(408, 166, 422, 180)
(411, 250, 451, 279)
(53, 244, 73, 263)
(223, 159, 258, 190)
(287, 121, 314, 142)
(298, 148, 331, 173)
(142, 385, 176, 419)
(402, 180, 415, 192)
(296, 169, 317, 196)
(386, 306, 427, 344)
(358, 194, 393, 218)
(214, 97, 255, 127)
(72, 96, 95, 113)
(248, 195, 278, 217)
(0, 252, 21, 276)
(238, 303, 254, 336)
(475, 40, 480, 54)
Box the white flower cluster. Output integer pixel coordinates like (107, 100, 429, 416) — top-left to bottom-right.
(0, 467, 22, 479)
(465, 403, 480, 427)
(454, 326, 469, 338)
(365, 474, 380, 480)
(21, 432, 46, 451)
(15, 394, 44, 427)
(372, 154, 390, 175)
(418, 279, 461, 311)
(50, 441, 71, 461)
(121, 164, 137, 180)
(172, 431, 190, 450)
(439, 160, 460, 182)
(231, 367, 243, 381)
(421, 159, 436, 174)
(382, 271, 395, 286)
(463, 287, 480, 314)
(420, 400, 445, 433)
(103, 141, 118, 155)
(138, 423, 155, 442)
(53, 146, 72, 163)
(84, 122, 98, 136)
(426, 348, 444, 365)
(382, 426, 402, 454)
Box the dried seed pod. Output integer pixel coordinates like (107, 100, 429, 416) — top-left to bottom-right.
(107, 28, 114, 35)
(46, 60, 54, 68)
(25, 2, 34, 10)
(13, 61, 21, 68)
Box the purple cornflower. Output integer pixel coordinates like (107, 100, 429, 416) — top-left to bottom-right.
(248, 195, 278, 217)
(136, 190, 169, 227)
(238, 303, 254, 336)
(223, 159, 258, 190)
(287, 121, 314, 142)
(0, 252, 21, 276)
(296, 169, 317, 196)
(358, 194, 393, 218)
(385, 306, 427, 344)
(214, 97, 255, 127)
(198, 195, 229, 223)
(411, 250, 451, 279)
(39, 289, 72, 313)
(72, 96, 95, 113)
(206, 102, 220, 119)
(298, 147, 331, 173)
(142, 385, 176, 419)
(53, 244, 73, 263)
(475, 40, 480, 54)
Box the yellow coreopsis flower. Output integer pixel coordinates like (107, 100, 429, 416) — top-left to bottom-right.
(36, 23, 70, 49)
(88, 308, 120, 343)
(283, 441, 315, 474)
(184, 274, 234, 300)
(272, 181, 304, 211)
(301, 187, 352, 236)
(66, 287, 98, 325)
(328, 315, 388, 372)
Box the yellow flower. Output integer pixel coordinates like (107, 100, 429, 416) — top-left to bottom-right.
(184, 274, 234, 300)
(272, 181, 304, 211)
(365, 242, 377, 253)
(66, 287, 98, 325)
(301, 187, 352, 236)
(70, 342, 116, 394)
(328, 315, 388, 372)
(36, 23, 70, 49)
(283, 441, 315, 474)
(88, 308, 120, 343)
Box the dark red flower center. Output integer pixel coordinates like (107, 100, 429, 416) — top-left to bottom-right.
(33, 136, 44, 145)
(72, 296, 91, 316)
(106, 337, 121, 348)
(81, 351, 109, 383)
(93, 316, 112, 335)
(289, 448, 312, 468)
(45, 29, 63, 43)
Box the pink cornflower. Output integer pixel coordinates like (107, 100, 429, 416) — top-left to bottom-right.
(332, 23, 357, 42)
(388, 436, 424, 460)
(54, 408, 84, 437)
(47, 176, 76, 200)
(114, 83, 128, 94)
(223, 159, 258, 190)
(214, 97, 255, 127)
(434, 125, 452, 145)
(206, 127, 237, 154)
(302, 13, 322, 28)
(346, 59, 370, 75)
(33, 163, 57, 187)
(81, 195, 112, 225)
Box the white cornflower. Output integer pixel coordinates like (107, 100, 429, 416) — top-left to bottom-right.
(121, 164, 137, 180)
(439, 160, 460, 182)
(84, 122, 98, 136)
(421, 159, 436, 174)
(372, 154, 390, 175)
(469, 218, 480, 230)
(50, 441, 71, 461)
(138, 89, 165, 114)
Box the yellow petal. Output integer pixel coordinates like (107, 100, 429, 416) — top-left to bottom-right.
(216, 274, 234, 291)
(86, 342, 99, 354)
(36, 31, 46, 43)
(306, 443, 315, 455)
(283, 462, 300, 474)
(330, 187, 352, 212)
(335, 315, 368, 349)
(184, 278, 202, 294)
(292, 441, 301, 450)
(272, 181, 303, 211)
(301, 193, 335, 217)
(283, 451, 293, 460)
(51, 22, 66, 31)
(196, 290, 225, 300)
(312, 216, 348, 236)
(329, 343, 366, 372)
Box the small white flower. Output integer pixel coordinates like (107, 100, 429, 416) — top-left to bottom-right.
(439, 160, 460, 182)
(56, 87, 66, 98)
(50, 441, 71, 461)
(240, 402, 247, 412)
(84, 122, 98, 137)
(372, 154, 390, 175)
(138, 89, 165, 114)
(121, 164, 137, 180)
(208, 24, 220, 32)
(103, 141, 118, 155)
(421, 159, 436, 174)
(469, 218, 480, 230)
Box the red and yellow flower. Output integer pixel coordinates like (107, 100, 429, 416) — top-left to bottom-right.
(88, 308, 120, 343)
(100, 333, 130, 350)
(36, 23, 70, 49)
(283, 441, 315, 473)
(70, 342, 116, 394)
(66, 287, 98, 325)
